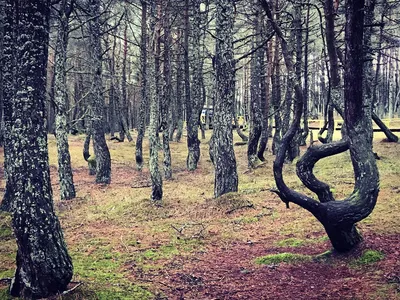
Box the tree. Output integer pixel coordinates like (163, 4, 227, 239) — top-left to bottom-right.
(247, 3, 264, 168)
(136, 0, 148, 171)
(53, 0, 76, 200)
(87, 0, 112, 184)
(4, 0, 73, 297)
(185, 0, 201, 171)
(261, 0, 379, 252)
(212, 0, 238, 198)
(161, 0, 172, 180)
(148, 0, 162, 202)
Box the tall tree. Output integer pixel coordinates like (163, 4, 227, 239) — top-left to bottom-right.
(88, 0, 111, 183)
(185, 0, 201, 171)
(4, 0, 73, 297)
(247, 3, 263, 169)
(161, 0, 172, 179)
(54, 0, 76, 200)
(136, 0, 147, 170)
(261, 0, 379, 252)
(212, 0, 238, 197)
(148, 0, 162, 202)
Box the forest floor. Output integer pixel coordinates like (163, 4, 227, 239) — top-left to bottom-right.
(0, 130, 399, 299)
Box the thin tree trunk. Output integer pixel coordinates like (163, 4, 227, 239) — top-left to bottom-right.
(248, 5, 263, 168)
(161, 1, 172, 179)
(54, 0, 76, 200)
(136, 0, 147, 170)
(148, 0, 162, 202)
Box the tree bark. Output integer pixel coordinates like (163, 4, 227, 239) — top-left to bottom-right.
(247, 5, 263, 169)
(88, 0, 111, 184)
(161, 0, 172, 180)
(136, 0, 147, 171)
(213, 0, 238, 198)
(4, 1, 73, 297)
(186, 0, 201, 171)
(54, 0, 76, 200)
(148, 0, 162, 202)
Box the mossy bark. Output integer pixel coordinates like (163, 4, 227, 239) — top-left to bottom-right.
(4, 1, 73, 297)
(88, 0, 111, 184)
(185, 0, 202, 171)
(136, 0, 147, 171)
(148, 1, 162, 202)
(247, 6, 263, 169)
(213, 0, 238, 198)
(54, 0, 76, 200)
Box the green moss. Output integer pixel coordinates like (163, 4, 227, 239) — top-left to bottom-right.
(255, 252, 311, 265)
(141, 245, 179, 261)
(233, 216, 259, 224)
(276, 238, 305, 247)
(0, 213, 12, 240)
(352, 250, 384, 266)
(0, 288, 12, 300)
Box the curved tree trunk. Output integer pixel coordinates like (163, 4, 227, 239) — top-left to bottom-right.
(5, 1, 73, 297)
(213, 0, 238, 198)
(261, 0, 379, 252)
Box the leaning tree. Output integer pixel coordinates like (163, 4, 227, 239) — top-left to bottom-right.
(261, 0, 379, 252)
(3, 0, 73, 297)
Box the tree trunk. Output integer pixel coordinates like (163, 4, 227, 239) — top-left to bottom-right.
(186, 0, 201, 171)
(4, 1, 73, 297)
(271, 34, 282, 155)
(161, 1, 172, 179)
(148, 0, 162, 202)
(0, 0, 16, 213)
(247, 5, 263, 169)
(120, 17, 133, 142)
(175, 29, 184, 142)
(257, 41, 272, 161)
(136, 0, 147, 171)
(88, 0, 111, 184)
(213, 0, 238, 198)
(54, 0, 76, 200)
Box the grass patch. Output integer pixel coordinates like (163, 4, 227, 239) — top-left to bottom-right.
(352, 250, 385, 266)
(141, 245, 179, 261)
(255, 252, 311, 265)
(276, 238, 305, 247)
(0, 213, 12, 240)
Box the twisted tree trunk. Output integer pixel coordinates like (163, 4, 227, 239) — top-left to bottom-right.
(261, 0, 379, 252)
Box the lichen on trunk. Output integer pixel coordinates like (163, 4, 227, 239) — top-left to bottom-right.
(4, 0, 73, 297)
(212, 0, 238, 198)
